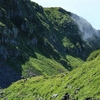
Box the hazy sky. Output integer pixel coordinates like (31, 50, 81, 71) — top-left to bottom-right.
(31, 0, 100, 30)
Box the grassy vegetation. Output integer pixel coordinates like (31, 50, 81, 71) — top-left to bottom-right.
(2, 49, 100, 100)
(66, 55, 84, 69)
(0, 1, 100, 99)
(87, 49, 100, 61)
(0, 22, 5, 27)
(62, 37, 74, 48)
(44, 7, 72, 26)
(22, 52, 67, 77)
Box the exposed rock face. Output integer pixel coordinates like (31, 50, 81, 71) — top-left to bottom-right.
(0, 62, 21, 88)
(0, 0, 100, 88)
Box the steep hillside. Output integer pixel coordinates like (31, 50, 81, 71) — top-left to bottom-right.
(0, 0, 100, 88)
(44, 7, 100, 56)
(1, 49, 100, 100)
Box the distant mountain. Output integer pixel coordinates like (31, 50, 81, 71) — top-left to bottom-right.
(0, 0, 100, 89)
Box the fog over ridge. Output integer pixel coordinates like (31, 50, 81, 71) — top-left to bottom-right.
(71, 14, 100, 43)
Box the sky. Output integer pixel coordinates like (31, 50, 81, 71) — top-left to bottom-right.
(31, 0, 100, 30)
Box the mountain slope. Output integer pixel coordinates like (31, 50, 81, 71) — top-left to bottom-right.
(0, 0, 100, 88)
(1, 49, 100, 100)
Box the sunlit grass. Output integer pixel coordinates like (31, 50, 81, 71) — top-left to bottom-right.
(2, 50, 100, 100)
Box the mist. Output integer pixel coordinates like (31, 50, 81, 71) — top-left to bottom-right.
(71, 14, 100, 43)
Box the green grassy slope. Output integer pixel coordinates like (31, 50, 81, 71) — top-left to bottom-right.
(2, 50, 100, 100)
(0, 0, 100, 91)
(22, 52, 67, 77)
